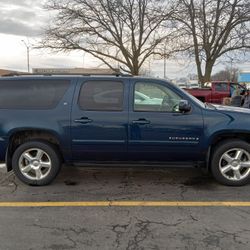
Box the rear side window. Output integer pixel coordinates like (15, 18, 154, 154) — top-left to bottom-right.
(0, 79, 70, 109)
(78, 81, 124, 111)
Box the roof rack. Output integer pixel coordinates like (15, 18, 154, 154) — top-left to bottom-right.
(1, 73, 133, 77)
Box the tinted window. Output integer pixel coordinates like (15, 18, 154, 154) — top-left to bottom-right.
(215, 83, 228, 92)
(79, 81, 124, 111)
(134, 82, 182, 112)
(0, 79, 70, 109)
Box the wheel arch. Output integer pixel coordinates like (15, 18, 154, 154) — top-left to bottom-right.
(206, 131, 250, 171)
(5, 129, 64, 171)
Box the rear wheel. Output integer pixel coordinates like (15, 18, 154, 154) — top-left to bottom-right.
(211, 140, 250, 186)
(12, 141, 61, 186)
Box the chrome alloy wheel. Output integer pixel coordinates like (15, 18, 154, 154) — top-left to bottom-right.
(18, 148, 52, 180)
(219, 148, 250, 181)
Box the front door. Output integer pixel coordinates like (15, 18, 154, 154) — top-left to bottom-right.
(128, 80, 204, 162)
(212, 82, 229, 104)
(71, 79, 128, 161)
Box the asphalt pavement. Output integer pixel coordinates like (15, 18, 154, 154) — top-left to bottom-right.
(1, 165, 250, 250)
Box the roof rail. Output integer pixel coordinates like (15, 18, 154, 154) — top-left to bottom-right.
(1, 72, 133, 77)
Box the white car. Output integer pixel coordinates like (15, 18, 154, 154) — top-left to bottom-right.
(177, 83, 187, 88)
(189, 83, 199, 88)
(93, 90, 162, 105)
(134, 91, 162, 105)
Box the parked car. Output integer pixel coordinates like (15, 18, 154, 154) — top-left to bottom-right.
(188, 83, 199, 89)
(177, 83, 187, 88)
(92, 90, 162, 105)
(185, 81, 246, 104)
(1, 75, 250, 186)
(134, 91, 162, 105)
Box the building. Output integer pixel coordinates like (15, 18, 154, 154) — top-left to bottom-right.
(32, 67, 120, 75)
(0, 69, 27, 76)
(238, 71, 250, 89)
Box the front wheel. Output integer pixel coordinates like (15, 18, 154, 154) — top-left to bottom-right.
(12, 141, 62, 186)
(211, 140, 250, 186)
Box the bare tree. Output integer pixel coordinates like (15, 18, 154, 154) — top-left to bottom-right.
(40, 0, 175, 75)
(171, 0, 250, 84)
(211, 67, 239, 82)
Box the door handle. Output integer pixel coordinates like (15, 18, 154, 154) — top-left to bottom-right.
(74, 117, 93, 124)
(132, 119, 150, 125)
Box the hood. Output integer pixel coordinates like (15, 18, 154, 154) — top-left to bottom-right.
(212, 104, 250, 114)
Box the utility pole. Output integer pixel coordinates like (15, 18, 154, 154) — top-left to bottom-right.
(82, 52, 85, 68)
(163, 44, 167, 78)
(230, 58, 233, 81)
(21, 40, 30, 73)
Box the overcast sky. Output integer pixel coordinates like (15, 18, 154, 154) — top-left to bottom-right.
(0, 0, 250, 79)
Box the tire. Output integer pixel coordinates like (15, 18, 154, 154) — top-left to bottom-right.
(12, 140, 62, 186)
(211, 139, 250, 186)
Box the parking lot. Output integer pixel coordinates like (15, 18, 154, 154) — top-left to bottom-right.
(1, 165, 250, 250)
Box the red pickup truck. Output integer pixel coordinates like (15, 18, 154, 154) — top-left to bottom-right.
(185, 81, 245, 104)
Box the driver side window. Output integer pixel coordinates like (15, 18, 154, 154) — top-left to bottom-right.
(134, 82, 182, 112)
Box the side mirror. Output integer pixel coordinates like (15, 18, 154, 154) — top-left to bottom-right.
(179, 100, 191, 113)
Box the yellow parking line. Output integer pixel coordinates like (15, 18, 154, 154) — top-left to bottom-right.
(0, 201, 250, 207)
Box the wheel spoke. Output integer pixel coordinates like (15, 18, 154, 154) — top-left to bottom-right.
(36, 150, 44, 160)
(35, 168, 43, 180)
(19, 147, 52, 181)
(23, 153, 33, 162)
(234, 170, 241, 180)
(40, 161, 51, 169)
(240, 161, 250, 168)
(221, 165, 232, 174)
(222, 153, 234, 163)
(21, 164, 32, 173)
(235, 150, 244, 160)
(219, 148, 250, 182)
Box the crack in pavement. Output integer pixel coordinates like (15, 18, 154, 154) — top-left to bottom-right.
(0, 174, 18, 196)
(125, 217, 183, 250)
(202, 227, 250, 248)
(9, 177, 18, 194)
(110, 218, 132, 249)
(0, 171, 14, 185)
(29, 223, 97, 249)
(233, 207, 250, 217)
(180, 185, 188, 200)
(30, 223, 96, 235)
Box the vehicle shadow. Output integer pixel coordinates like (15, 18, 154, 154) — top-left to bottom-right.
(1, 165, 249, 202)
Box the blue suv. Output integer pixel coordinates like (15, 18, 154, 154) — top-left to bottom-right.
(0, 75, 250, 186)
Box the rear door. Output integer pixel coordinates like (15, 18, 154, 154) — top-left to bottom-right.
(71, 78, 129, 161)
